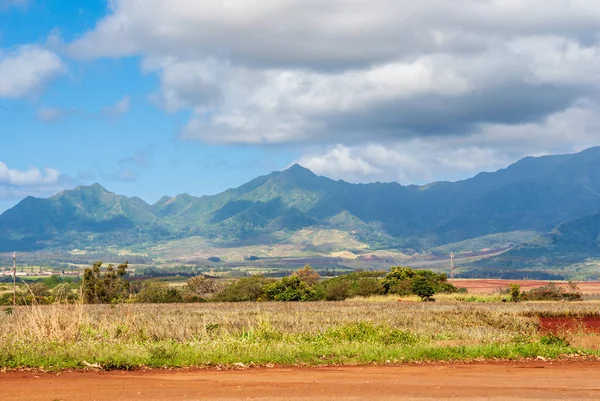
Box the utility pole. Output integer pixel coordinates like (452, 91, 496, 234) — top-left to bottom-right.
(450, 252, 455, 283)
(12, 252, 17, 306)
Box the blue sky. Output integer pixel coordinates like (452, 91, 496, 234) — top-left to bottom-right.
(0, 1, 298, 212)
(1, 0, 600, 212)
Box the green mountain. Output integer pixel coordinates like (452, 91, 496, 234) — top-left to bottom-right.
(478, 211, 600, 269)
(0, 184, 166, 251)
(3, 147, 600, 256)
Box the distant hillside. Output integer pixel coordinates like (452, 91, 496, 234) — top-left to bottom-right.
(3, 147, 600, 260)
(478, 212, 600, 269)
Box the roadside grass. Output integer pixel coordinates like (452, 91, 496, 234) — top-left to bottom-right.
(1, 302, 599, 370)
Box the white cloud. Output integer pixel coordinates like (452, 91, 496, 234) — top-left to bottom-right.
(299, 100, 600, 183)
(0, 45, 65, 98)
(68, 0, 600, 182)
(69, 1, 600, 65)
(0, 162, 61, 187)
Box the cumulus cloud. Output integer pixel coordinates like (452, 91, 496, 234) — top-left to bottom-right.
(70, 0, 600, 182)
(0, 161, 72, 202)
(0, 162, 60, 187)
(0, 45, 65, 98)
(299, 101, 600, 183)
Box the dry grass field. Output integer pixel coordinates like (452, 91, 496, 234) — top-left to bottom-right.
(452, 279, 600, 295)
(1, 300, 599, 370)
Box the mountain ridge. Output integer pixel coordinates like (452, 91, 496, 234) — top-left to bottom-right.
(3, 147, 600, 260)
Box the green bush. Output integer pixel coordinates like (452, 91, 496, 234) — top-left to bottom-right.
(317, 271, 385, 301)
(135, 280, 183, 303)
(383, 266, 457, 296)
(411, 276, 435, 301)
(213, 275, 274, 302)
(264, 276, 317, 301)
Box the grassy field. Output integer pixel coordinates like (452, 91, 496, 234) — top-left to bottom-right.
(1, 300, 599, 370)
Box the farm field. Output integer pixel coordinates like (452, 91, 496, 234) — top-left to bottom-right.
(2, 361, 600, 400)
(452, 279, 600, 295)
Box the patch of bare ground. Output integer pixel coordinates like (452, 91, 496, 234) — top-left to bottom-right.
(2, 362, 600, 400)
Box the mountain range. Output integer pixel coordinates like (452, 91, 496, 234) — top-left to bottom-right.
(2, 147, 600, 270)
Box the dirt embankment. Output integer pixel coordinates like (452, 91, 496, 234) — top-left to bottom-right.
(2, 362, 600, 400)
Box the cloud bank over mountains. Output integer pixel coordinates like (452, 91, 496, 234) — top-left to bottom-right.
(66, 0, 600, 183)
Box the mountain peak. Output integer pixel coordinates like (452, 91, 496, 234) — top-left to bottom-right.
(73, 183, 110, 193)
(282, 163, 317, 177)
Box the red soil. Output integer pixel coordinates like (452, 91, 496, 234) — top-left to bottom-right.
(540, 317, 600, 334)
(2, 362, 600, 400)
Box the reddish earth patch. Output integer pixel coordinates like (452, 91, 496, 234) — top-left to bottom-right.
(540, 317, 600, 334)
(2, 362, 600, 400)
(452, 279, 600, 295)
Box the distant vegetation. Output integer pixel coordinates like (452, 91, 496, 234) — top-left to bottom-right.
(1, 263, 461, 305)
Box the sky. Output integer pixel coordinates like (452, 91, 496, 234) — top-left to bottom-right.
(1, 0, 600, 212)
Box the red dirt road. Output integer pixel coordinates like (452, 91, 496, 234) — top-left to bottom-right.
(2, 362, 600, 400)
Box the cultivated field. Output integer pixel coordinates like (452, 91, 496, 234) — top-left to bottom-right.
(1, 300, 599, 370)
(453, 279, 600, 295)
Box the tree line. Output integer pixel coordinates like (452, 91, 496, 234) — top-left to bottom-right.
(1, 262, 462, 305)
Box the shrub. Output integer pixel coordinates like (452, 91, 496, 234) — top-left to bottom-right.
(509, 284, 521, 302)
(264, 276, 317, 301)
(321, 280, 350, 301)
(383, 266, 457, 296)
(52, 283, 76, 303)
(213, 275, 274, 302)
(521, 283, 582, 301)
(184, 275, 220, 301)
(135, 280, 183, 303)
(318, 271, 385, 301)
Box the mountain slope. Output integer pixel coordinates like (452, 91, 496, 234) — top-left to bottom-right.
(3, 147, 600, 254)
(0, 184, 166, 251)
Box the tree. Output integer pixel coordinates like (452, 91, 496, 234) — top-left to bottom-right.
(82, 262, 130, 304)
(411, 276, 435, 301)
(292, 265, 320, 287)
(185, 275, 219, 300)
(264, 276, 316, 301)
(509, 284, 521, 302)
(382, 266, 416, 293)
